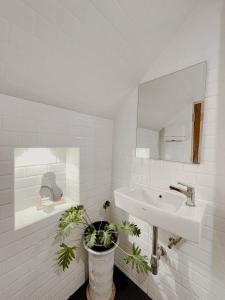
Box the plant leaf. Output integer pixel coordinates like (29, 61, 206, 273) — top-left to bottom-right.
(104, 222, 118, 232)
(99, 229, 112, 247)
(57, 243, 78, 271)
(55, 205, 85, 241)
(84, 228, 96, 248)
(120, 221, 141, 237)
(103, 200, 111, 210)
(124, 243, 151, 274)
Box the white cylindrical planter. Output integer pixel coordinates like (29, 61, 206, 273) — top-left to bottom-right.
(84, 242, 118, 300)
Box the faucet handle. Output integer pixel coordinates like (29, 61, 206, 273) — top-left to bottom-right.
(177, 182, 194, 190)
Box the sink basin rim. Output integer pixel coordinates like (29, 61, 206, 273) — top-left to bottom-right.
(114, 186, 188, 216)
(114, 186, 207, 243)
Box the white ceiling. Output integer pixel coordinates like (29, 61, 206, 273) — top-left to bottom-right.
(0, 0, 200, 118)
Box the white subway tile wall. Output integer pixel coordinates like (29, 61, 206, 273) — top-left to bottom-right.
(113, 1, 225, 300)
(0, 94, 113, 299)
(14, 147, 79, 213)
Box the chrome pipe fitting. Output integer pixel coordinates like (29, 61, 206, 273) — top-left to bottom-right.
(168, 236, 182, 249)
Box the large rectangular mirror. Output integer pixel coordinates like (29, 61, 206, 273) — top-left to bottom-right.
(137, 62, 207, 164)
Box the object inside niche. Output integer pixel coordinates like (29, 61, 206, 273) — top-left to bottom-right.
(37, 171, 65, 210)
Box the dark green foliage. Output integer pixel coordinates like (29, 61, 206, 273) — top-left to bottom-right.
(120, 221, 141, 237)
(124, 243, 151, 274)
(103, 200, 111, 210)
(55, 203, 150, 274)
(84, 222, 118, 248)
(57, 243, 77, 271)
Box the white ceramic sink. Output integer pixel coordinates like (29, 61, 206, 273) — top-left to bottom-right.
(114, 186, 206, 243)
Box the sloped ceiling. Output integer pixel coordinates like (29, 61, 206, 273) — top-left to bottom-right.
(0, 0, 200, 118)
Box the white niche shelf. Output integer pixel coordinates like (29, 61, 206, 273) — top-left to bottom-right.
(14, 147, 80, 230)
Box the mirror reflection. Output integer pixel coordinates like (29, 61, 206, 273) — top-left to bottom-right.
(137, 62, 207, 164)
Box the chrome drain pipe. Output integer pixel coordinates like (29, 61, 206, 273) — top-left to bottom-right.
(150, 226, 159, 275)
(150, 226, 166, 275)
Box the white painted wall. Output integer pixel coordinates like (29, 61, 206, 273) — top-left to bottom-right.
(112, 1, 225, 299)
(0, 94, 113, 299)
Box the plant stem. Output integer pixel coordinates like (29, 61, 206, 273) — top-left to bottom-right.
(78, 221, 89, 226)
(82, 211, 96, 230)
(82, 216, 91, 227)
(111, 240, 132, 257)
(98, 219, 103, 231)
(84, 211, 93, 225)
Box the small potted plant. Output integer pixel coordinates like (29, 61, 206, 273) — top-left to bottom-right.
(55, 201, 151, 300)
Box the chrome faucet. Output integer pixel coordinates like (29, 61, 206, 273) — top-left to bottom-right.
(169, 182, 195, 207)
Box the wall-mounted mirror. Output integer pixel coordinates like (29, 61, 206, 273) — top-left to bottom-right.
(137, 62, 207, 164)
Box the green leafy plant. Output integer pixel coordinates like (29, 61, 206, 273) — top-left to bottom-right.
(124, 244, 151, 274)
(84, 227, 97, 248)
(55, 201, 151, 273)
(103, 200, 111, 210)
(57, 243, 78, 271)
(120, 220, 141, 237)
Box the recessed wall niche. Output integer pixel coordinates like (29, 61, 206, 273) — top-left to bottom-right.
(14, 148, 80, 230)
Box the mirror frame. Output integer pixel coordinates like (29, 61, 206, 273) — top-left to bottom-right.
(192, 101, 204, 164)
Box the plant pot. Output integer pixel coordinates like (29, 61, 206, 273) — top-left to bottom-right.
(83, 221, 118, 300)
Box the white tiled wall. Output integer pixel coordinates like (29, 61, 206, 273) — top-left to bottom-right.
(14, 147, 79, 212)
(112, 1, 225, 299)
(0, 94, 113, 299)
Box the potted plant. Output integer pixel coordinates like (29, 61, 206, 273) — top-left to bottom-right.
(55, 201, 151, 300)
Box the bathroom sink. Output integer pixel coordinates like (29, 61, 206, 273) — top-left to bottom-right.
(114, 186, 206, 243)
